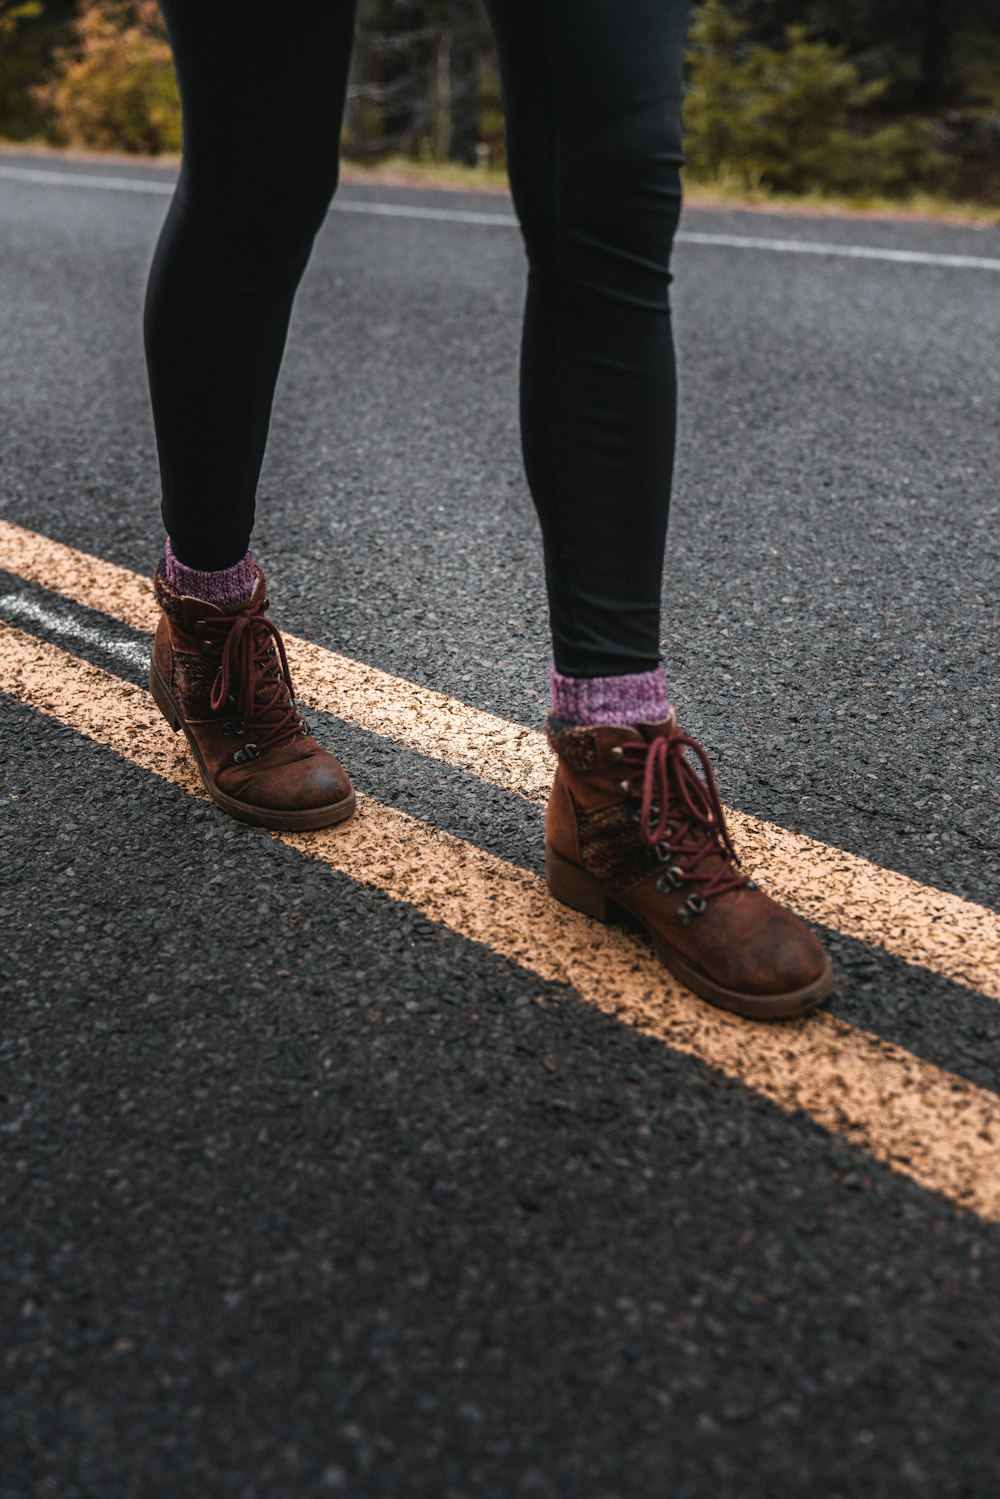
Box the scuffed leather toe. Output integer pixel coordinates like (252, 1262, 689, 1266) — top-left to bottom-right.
(217, 738, 352, 812)
(697, 889, 830, 997)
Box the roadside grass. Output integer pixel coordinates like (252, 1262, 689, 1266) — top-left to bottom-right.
(344, 154, 1000, 226)
(679, 174, 1000, 228)
(2, 137, 998, 227)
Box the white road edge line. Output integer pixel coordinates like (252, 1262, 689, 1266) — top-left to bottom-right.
(0, 593, 150, 670)
(676, 229, 1000, 271)
(3, 161, 999, 273)
(0, 164, 176, 193)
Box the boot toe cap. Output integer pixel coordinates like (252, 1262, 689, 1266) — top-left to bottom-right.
(713, 897, 831, 998)
(260, 756, 352, 812)
(220, 744, 353, 813)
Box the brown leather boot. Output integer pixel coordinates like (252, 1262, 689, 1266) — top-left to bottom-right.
(544, 711, 834, 1019)
(149, 560, 356, 830)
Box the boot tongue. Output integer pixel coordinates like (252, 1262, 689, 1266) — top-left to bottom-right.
(176, 569, 264, 629)
(634, 708, 678, 743)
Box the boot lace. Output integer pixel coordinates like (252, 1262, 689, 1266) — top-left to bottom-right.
(620, 729, 753, 916)
(198, 594, 307, 755)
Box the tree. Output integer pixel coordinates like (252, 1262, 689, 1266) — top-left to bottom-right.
(0, 0, 75, 139)
(31, 0, 180, 155)
(346, 0, 498, 165)
(684, 0, 942, 196)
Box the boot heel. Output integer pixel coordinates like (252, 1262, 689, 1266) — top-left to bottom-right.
(546, 847, 610, 922)
(148, 662, 181, 732)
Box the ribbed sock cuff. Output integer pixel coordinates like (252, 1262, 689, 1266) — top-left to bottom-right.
(163, 538, 256, 607)
(549, 665, 670, 726)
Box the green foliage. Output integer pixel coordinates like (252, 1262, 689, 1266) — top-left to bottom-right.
(3, 0, 988, 207)
(0, 1, 44, 43)
(952, 28, 1000, 113)
(0, 0, 69, 139)
(684, 0, 943, 196)
(0, 2, 45, 134)
(31, 0, 180, 154)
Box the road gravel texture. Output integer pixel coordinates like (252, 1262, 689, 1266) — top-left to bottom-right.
(1, 149, 999, 1498)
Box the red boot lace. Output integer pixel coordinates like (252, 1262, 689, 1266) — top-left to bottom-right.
(620, 729, 752, 907)
(200, 594, 306, 753)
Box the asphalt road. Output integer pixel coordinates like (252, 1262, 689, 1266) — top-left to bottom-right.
(1, 147, 999, 1499)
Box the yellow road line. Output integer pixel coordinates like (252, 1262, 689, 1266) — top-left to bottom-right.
(3, 618, 1000, 1223)
(1, 515, 998, 1001)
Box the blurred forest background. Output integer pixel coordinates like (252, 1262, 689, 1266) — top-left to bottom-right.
(1, 0, 998, 207)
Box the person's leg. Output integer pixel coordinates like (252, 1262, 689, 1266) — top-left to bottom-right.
(485, 0, 833, 1016)
(144, 0, 358, 580)
(483, 0, 686, 722)
(143, 0, 359, 830)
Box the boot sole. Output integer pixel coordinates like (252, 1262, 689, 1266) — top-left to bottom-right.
(149, 658, 357, 832)
(546, 846, 834, 1021)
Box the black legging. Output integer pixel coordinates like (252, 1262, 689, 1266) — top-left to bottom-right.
(144, 0, 689, 677)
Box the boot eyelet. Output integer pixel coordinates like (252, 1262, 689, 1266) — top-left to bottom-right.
(656, 866, 686, 892)
(608, 746, 625, 763)
(677, 894, 707, 924)
(233, 742, 260, 764)
(618, 779, 632, 796)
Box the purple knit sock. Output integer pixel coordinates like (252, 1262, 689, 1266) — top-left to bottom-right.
(162, 537, 256, 607)
(550, 665, 671, 726)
